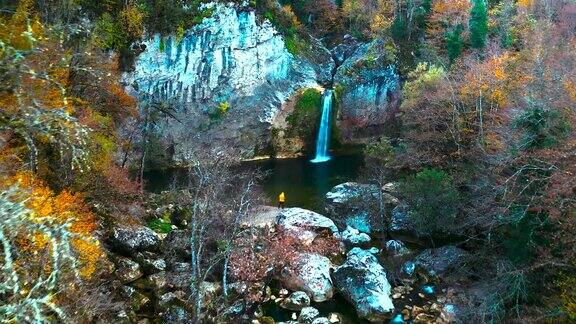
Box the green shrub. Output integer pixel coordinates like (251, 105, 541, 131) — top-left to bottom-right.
(286, 88, 322, 148)
(514, 104, 570, 150)
(402, 168, 461, 237)
(148, 217, 172, 234)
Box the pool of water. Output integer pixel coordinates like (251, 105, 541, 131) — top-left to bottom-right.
(251, 154, 364, 212)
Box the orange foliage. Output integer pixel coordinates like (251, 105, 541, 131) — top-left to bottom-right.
(4, 172, 103, 278)
(428, 0, 471, 39)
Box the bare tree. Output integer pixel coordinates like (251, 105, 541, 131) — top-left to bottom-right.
(181, 148, 261, 321)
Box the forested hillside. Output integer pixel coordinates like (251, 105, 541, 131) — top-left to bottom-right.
(0, 0, 574, 323)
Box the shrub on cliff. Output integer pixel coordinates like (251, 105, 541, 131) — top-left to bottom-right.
(286, 88, 323, 150)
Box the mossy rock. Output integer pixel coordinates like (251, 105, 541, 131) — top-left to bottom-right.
(285, 88, 323, 151)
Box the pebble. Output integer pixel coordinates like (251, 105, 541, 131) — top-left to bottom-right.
(393, 293, 402, 299)
(418, 293, 425, 298)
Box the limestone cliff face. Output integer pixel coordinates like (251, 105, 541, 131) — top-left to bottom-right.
(333, 38, 400, 143)
(124, 3, 319, 161)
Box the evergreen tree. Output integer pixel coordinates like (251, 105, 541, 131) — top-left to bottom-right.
(445, 25, 464, 61)
(469, 0, 489, 48)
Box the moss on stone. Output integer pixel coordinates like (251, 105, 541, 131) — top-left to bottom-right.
(286, 88, 322, 150)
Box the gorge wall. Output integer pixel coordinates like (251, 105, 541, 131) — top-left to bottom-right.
(124, 2, 400, 163)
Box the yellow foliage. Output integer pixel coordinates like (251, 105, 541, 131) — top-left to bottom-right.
(3, 172, 103, 278)
(517, 0, 533, 9)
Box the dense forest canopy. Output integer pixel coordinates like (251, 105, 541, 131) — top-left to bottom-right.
(0, 0, 575, 323)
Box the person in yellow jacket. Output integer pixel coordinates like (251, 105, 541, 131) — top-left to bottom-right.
(278, 192, 286, 209)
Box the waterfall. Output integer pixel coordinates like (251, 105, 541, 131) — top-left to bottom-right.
(311, 89, 334, 163)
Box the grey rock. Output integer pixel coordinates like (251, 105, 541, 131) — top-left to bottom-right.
(134, 252, 166, 274)
(124, 3, 319, 161)
(340, 226, 371, 246)
(414, 246, 468, 276)
(333, 248, 394, 322)
(390, 204, 416, 236)
(311, 317, 331, 324)
(110, 225, 160, 255)
(298, 307, 320, 324)
(163, 230, 191, 265)
(334, 38, 400, 142)
(325, 182, 385, 233)
(115, 257, 143, 283)
(277, 207, 339, 244)
(280, 253, 334, 302)
(280, 291, 311, 311)
(385, 240, 410, 257)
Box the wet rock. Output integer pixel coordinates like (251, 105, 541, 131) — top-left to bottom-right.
(280, 253, 333, 302)
(110, 225, 160, 255)
(340, 226, 371, 246)
(414, 312, 436, 323)
(385, 240, 410, 257)
(280, 291, 311, 311)
(115, 257, 143, 283)
(440, 304, 458, 322)
(325, 182, 385, 233)
(414, 246, 468, 276)
(298, 306, 320, 323)
(333, 248, 394, 322)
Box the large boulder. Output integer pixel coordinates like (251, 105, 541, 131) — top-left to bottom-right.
(333, 248, 394, 322)
(277, 207, 339, 244)
(325, 182, 385, 233)
(333, 38, 400, 143)
(109, 225, 161, 255)
(280, 253, 334, 302)
(413, 246, 469, 276)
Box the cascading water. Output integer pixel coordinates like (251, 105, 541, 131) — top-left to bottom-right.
(311, 89, 334, 163)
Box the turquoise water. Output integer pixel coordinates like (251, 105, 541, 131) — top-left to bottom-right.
(251, 154, 364, 212)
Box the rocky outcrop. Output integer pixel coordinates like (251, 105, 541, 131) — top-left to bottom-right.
(325, 182, 385, 233)
(413, 246, 469, 276)
(109, 225, 161, 255)
(333, 248, 394, 322)
(333, 38, 400, 143)
(280, 252, 334, 302)
(124, 3, 323, 161)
